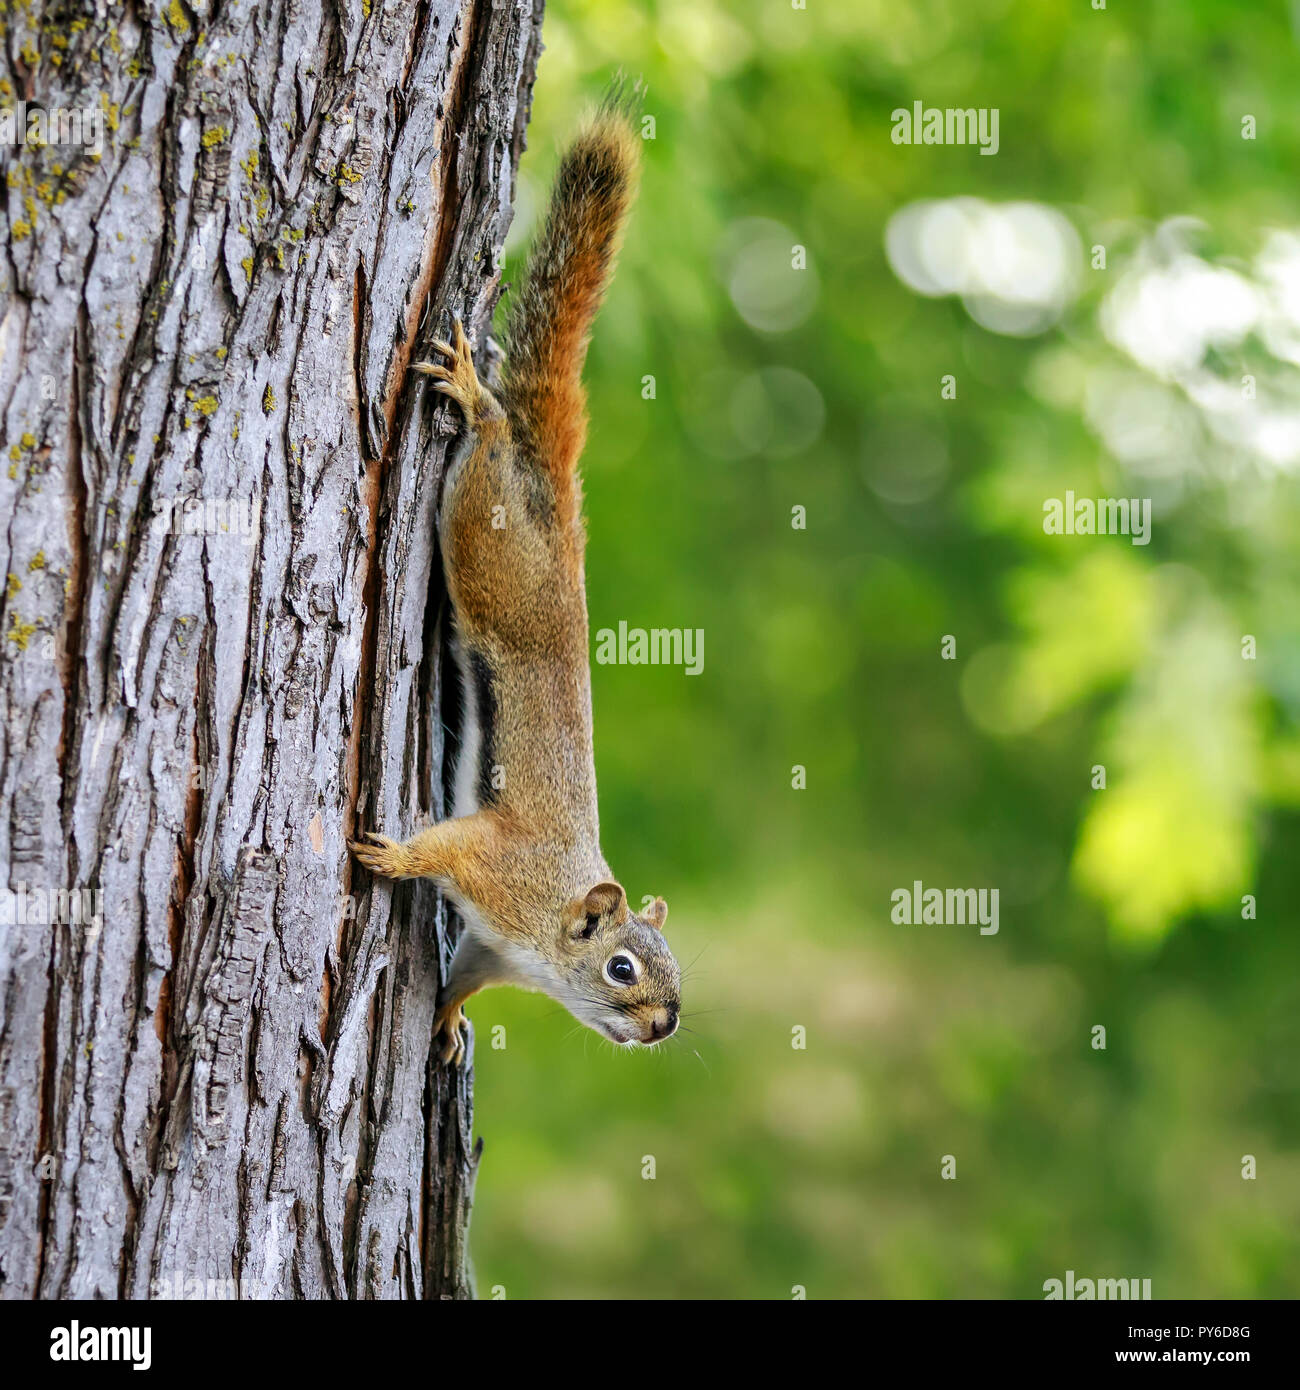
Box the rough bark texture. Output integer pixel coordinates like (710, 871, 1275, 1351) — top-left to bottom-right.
(0, 0, 543, 1299)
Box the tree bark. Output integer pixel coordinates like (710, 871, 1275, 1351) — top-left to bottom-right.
(0, 0, 542, 1299)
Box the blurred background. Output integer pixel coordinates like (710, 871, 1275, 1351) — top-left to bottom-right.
(469, 0, 1300, 1298)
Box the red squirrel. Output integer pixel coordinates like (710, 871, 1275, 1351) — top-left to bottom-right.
(351, 96, 680, 1064)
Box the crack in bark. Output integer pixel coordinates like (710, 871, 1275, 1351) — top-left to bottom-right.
(158, 722, 203, 1055)
(377, 0, 480, 439)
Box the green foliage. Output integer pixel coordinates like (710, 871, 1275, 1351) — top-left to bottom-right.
(471, 0, 1300, 1298)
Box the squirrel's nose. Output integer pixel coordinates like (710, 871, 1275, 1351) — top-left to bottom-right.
(649, 1006, 678, 1041)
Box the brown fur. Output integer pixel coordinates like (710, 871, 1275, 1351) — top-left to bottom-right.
(351, 101, 679, 1064)
(501, 100, 643, 525)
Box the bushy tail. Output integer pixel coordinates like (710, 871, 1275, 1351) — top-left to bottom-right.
(501, 86, 642, 490)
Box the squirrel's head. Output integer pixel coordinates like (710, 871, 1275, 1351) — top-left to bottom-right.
(562, 881, 680, 1046)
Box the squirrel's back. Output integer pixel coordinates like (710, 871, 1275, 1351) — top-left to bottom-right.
(435, 93, 643, 831)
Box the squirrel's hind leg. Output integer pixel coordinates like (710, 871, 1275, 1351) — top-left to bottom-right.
(433, 930, 508, 1065)
(412, 320, 505, 430)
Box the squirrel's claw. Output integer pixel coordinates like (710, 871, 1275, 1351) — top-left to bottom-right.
(411, 361, 452, 381)
(412, 320, 502, 424)
(433, 1001, 468, 1066)
(349, 832, 407, 878)
(413, 341, 456, 372)
(413, 324, 463, 372)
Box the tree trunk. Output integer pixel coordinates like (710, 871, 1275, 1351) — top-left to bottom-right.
(0, 0, 542, 1300)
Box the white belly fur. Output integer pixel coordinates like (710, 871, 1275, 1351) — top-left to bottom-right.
(449, 629, 482, 820)
(441, 429, 484, 823)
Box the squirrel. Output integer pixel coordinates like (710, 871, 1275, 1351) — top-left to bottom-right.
(350, 94, 681, 1065)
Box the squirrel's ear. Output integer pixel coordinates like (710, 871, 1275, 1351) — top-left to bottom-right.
(574, 881, 627, 938)
(583, 882, 626, 917)
(644, 897, 668, 931)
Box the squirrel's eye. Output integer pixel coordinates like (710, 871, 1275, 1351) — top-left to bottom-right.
(604, 954, 637, 986)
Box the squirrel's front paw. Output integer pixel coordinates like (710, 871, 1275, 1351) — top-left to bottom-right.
(433, 1000, 469, 1066)
(412, 320, 500, 424)
(348, 831, 408, 879)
